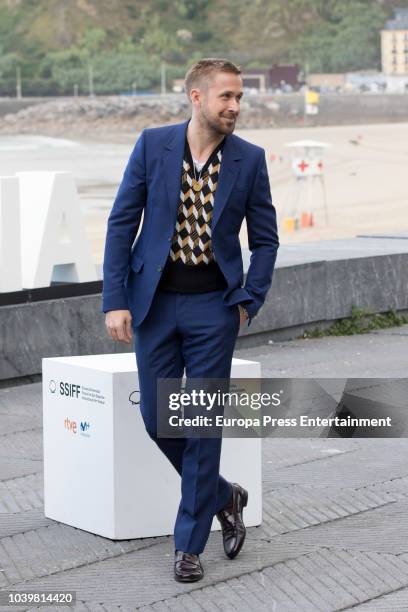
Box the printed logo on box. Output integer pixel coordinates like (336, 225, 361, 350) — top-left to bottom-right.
(64, 416, 91, 437)
(129, 390, 140, 405)
(48, 379, 105, 405)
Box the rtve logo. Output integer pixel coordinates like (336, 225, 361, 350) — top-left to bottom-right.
(64, 417, 90, 435)
(64, 416, 77, 434)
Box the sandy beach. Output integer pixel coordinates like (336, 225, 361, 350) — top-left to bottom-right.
(1, 121, 407, 264)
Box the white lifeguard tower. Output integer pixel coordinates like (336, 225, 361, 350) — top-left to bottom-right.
(282, 139, 330, 231)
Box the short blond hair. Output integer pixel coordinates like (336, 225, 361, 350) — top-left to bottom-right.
(184, 58, 241, 99)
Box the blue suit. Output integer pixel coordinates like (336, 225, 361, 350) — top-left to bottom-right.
(102, 118, 279, 554)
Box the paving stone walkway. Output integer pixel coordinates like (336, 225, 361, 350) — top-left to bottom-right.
(0, 326, 407, 611)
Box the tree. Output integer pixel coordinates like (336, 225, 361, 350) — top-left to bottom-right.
(289, 0, 387, 72)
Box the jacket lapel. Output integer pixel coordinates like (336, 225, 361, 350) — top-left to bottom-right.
(162, 119, 189, 225)
(162, 119, 242, 229)
(211, 133, 242, 230)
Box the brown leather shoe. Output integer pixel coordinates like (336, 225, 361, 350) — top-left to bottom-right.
(216, 482, 248, 559)
(174, 550, 203, 582)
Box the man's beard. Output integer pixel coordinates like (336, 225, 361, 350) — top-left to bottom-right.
(200, 108, 237, 135)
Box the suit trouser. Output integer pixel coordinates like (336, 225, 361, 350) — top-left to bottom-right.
(133, 288, 240, 554)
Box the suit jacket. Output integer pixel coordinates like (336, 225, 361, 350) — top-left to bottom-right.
(101, 118, 279, 327)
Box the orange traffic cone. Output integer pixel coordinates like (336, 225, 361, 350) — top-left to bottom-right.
(300, 212, 310, 228)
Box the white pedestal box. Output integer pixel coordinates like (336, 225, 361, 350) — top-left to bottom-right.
(42, 354, 262, 539)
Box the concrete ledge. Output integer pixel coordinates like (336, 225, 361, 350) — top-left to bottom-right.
(249, 251, 408, 333)
(1, 236, 408, 381)
(238, 235, 408, 343)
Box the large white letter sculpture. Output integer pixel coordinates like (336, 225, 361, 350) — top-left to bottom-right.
(0, 176, 22, 292)
(16, 171, 97, 288)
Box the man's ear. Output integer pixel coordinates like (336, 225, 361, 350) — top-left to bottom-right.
(190, 88, 200, 104)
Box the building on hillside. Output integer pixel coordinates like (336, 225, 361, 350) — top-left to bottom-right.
(345, 70, 408, 94)
(241, 70, 267, 93)
(381, 7, 408, 75)
(241, 64, 303, 93)
(172, 78, 185, 93)
(173, 64, 303, 95)
(307, 73, 346, 92)
(267, 64, 303, 90)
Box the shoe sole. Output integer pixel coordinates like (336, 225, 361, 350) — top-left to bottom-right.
(174, 572, 203, 582)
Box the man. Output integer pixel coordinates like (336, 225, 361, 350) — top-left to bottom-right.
(102, 58, 279, 582)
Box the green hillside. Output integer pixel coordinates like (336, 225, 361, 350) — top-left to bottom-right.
(0, 0, 407, 95)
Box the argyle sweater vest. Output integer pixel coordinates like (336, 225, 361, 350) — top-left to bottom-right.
(158, 136, 228, 293)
